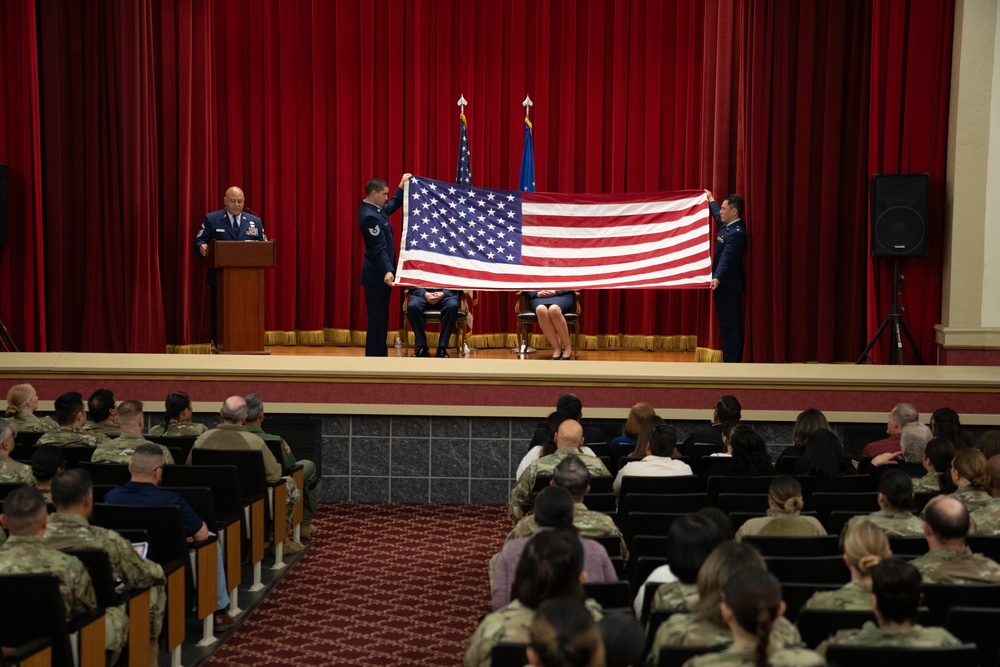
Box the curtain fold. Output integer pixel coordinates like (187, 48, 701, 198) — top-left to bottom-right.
(9, 0, 954, 362)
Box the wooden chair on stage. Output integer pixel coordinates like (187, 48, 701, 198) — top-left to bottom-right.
(514, 291, 581, 358)
(398, 289, 468, 355)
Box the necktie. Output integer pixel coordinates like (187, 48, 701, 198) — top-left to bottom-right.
(232, 215, 239, 236)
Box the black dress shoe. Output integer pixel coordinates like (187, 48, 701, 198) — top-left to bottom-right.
(412, 347, 430, 357)
(436, 348, 450, 358)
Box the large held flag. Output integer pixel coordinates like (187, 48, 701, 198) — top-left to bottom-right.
(394, 176, 712, 290)
(519, 117, 535, 192)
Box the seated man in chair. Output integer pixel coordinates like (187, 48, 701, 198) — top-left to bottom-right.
(406, 287, 460, 358)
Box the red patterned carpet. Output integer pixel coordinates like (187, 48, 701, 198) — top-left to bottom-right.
(205, 503, 507, 666)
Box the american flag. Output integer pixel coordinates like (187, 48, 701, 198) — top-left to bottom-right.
(394, 176, 712, 290)
(456, 114, 472, 186)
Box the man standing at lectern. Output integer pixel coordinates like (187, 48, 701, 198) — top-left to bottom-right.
(706, 190, 747, 363)
(358, 173, 411, 356)
(194, 186, 268, 344)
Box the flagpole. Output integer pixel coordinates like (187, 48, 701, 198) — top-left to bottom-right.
(456, 94, 476, 352)
(516, 95, 537, 357)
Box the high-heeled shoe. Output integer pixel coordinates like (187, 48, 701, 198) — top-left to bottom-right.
(559, 351, 573, 360)
(551, 349, 562, 360)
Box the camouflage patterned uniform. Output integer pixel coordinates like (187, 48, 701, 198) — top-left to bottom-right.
(816, 620, 959, 658)
(148, 421, 208, 437)
(246, 425, 318, 525)
(82, 419, 121, 437)
(91, 433, 175, 465)
(43, 512, 166, 643)
(910, 546, 1000, 584)
(4, 413, 57, 434)
(682, 641, 824, 667)
(189, 424, 301, 529)
(37, 426, 108, 448)
(0, 455, 36, 485)
(735, 508, 826, 539)
(647, 613, 801, 665)
(970, 498, 1000, 536)
(847, 509, 924, 538)
(803, 581, 873, 610)
(506, 502, 627, 560)
(950, 486, 992, 513)
(508, 448, 611, 522)
(464, 598, 604, 667)
(650, 581, 699, 613)
(0, 535, 126, 661)
(912, 472, 941, 493)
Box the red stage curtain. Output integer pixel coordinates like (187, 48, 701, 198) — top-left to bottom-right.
(0, 0, 47, 352)
(10, 0, 954, 361)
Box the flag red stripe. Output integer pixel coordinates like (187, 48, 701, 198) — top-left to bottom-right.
(398, 258, 710, 285)
(522, 209, 706, 229)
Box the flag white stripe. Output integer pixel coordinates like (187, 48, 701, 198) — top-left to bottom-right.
(523, 219, 707, 246)
(524, 233, 708, 261)
(522, 194, 705, 217)
(397, 266, 711, 290)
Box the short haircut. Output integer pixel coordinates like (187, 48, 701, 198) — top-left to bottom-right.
(51, 468, 94, 508)
(2, 486, 47, 535)
(552, 456, 590, 501)
(556, 393, 584, 421)
(115, 400, 143, 425)
(723, 194, 744, 218)
(696, 506, 736, 541)
(131, 443, 165, 475)
(31, 446, 65, 482)
(54, 391, 85, 426)
(924, 496, 970, 541)
(872, 557, 922, 623)
(667, 513, 727, 584)
(924, 437, 955, 472)
(649, 423, 677, 457)
(900, 422, 933, 464)
(244, 393, 264, 422)
(365, 178, 388, 196)
(87, 388, 116, 422)
(716, 395, 742, 422)
(164, 391, 192, 421)
(533, 486, 575, 530)
(539, 411, 573, 458)
(891, 403, 919, 428)
(878, 469, 914, 511)
(220, 397, 247, 424)
(0, 419, 12, 443)
(598, 612, 643, 667)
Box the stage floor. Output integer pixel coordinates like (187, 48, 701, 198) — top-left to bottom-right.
(264, 344, 697, 362)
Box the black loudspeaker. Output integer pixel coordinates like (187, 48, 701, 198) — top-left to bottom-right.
(0, 164, 7, 246)
(871, 173, 927, 257)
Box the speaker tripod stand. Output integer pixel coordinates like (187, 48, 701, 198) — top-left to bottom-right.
(856, 258, 924, 365)
(0, 318, 18, 352)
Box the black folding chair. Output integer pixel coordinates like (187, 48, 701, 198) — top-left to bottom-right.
(824, 643, 977, 666)
(741, 535, 839, 557)
(764, 555, 849, 584)
(795, 608, 875, 648)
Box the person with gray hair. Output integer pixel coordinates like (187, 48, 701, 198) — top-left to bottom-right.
(0, 420, 35, 486)
(188, 396, 303, 554)
(867, 421, 932, 477)
(863, 403, 920, 458)
(244, 393, 318, 539)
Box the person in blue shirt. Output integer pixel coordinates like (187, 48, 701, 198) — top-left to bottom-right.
(706, 191, 747, 362)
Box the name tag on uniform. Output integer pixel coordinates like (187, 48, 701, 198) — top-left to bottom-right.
(216, 228, 226, 232)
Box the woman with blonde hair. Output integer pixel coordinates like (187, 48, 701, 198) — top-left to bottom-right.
(950, 447, 992, 512)
(527, 598, 605, 667)
(805, 520, 890, 610)
(735, 476, 826, 539)
(4, 384, 56, 433)
(646, 542, 801, 663)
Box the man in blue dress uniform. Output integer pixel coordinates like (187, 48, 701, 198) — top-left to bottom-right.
(706, 191, 747, 362)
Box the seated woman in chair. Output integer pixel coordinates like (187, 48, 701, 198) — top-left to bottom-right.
(526, 290, 575, 360)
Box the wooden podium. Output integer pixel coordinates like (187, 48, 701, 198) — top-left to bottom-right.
(208, 240, 275, 354)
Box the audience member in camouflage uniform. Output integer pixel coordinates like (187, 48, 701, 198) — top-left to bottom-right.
(817, 557, 960, 658)
(91, 400, 174, 465)
(847, 469, 924, 539)
(147, 391, 209, 437)
(31, 446, 65, 503)
(971, 454, 1000, 535)
(4, 383, 57, 434)
(948, 448, 992, 512)
(0, 487, 122, 661)
(0, 421, 35, 485)
(912, 437, 955, 494)
(647, 542, 801, 665)
(82, 388, 121, 437)
(506, 455, 626, 559)
(911, 495, 1000, 584)
(683, 569, 824, 667)
(464, 530, 602, 667)
(647, 513, 729, 617)
(508, 419, 610, 522)
(735, 476, 826, 539)
(189, 396, 302, 554)
(37, 391, 109, 448)
(244, 393, 317, 538)
(44, 469, 164, 666)
(806, 519, 889, 610)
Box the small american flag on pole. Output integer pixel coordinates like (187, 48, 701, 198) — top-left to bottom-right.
(394, 176, 713, 290)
